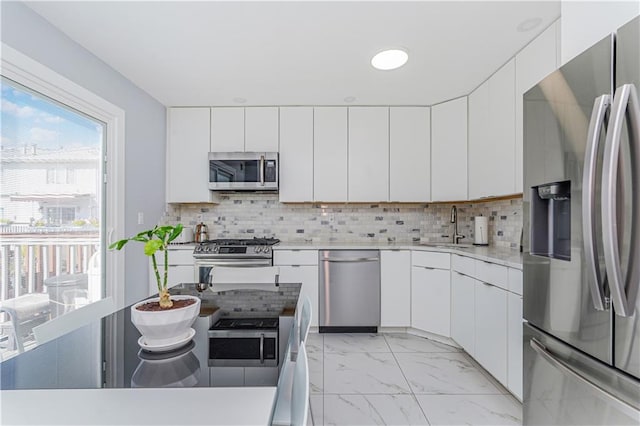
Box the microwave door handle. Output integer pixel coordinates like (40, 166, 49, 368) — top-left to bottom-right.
(259, 333, 265, 364)
(602, 83, 640, 317)
(582, 94, 610, 311)
(259, 155, 265, 186)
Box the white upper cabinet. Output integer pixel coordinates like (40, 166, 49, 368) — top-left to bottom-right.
(167, 107, 212, 203)
(487, 58, 516, 197)
(348, 107, 389, 202)
(468, 81, 490, 200)
(469, 59, 517, 198)
(515, 22, 559, 193)
(431, 98, 468, 201)
(245, 107, 279, 152)
(279, 107, 313, 202)
(314, 107, 348, 202)
(211, 107, 244, 152)
(389, 107, 431, 202)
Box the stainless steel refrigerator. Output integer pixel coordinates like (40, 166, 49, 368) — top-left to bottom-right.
(523, 16, 640, 425)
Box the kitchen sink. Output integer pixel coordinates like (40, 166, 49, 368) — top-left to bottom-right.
(419, 242, 474, 249)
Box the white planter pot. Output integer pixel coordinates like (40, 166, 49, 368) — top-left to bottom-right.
(131, 295, 201, 345)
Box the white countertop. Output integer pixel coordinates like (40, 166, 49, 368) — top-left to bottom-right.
(1, 387, 276, 425)
(274, 242, 523, 269)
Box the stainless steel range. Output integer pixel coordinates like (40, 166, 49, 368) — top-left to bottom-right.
(193, 238, 280, 283)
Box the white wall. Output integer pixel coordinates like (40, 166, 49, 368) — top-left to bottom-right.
(1, 2, 167, 305)
(561, 0, 640, 64)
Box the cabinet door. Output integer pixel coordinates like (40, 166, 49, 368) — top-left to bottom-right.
(245, 107, 279, 152)
(148, 265, 194, 296)
(508, 292, 523, 400)
(487, 59, 516, 197)
(278, 265, 319, 327)
(211, 107, 244, 152)
(167, 108, 211, 203)
(380, 250, 411, 327)
(451, 271, 476, 356)
(431, 98, 467, 201)
(411, 266, 451, 337)
(515, 22, 558, 193)
(314, 107, 348, 202)
(279, 107, 313, 202)
(475, 281, 508, 385)
(389, 107, 431, 202)
(468, 81, 490, 200)
(348, 107, 389, 202)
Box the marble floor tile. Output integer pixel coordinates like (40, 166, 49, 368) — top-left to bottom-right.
(395, 352, 503, 395)
(416, 394, 522, 425)
(310, 395, 324, 426)
(384, 332, 460, 353)
(306, 332, 324, 353)
(308, 349, 323, 394)
(463, 353, 510, 395)
(323, 394, 430, 426)
(324, 352, 411, 395)
(324, 333, 391, 353)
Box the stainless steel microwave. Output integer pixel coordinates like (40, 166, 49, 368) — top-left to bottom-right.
(208, 152, 278, 191)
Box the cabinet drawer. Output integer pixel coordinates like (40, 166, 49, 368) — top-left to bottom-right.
(508, 268, 523, 295)
(451, 254, 475, 276)
(411, 251, 450, 270)
(273, 250, 318, 266)
(158, 248, 195, 266)
(476, 260, 509, 290)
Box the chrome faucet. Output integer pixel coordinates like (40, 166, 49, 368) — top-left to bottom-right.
(450, 205, 465, 244)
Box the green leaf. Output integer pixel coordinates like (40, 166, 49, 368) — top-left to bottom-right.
(167, 224, 184, 243)
(144, 240, 163, 256)
(108, 239, 129, 250)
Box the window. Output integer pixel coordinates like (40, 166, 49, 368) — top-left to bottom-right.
(1, 44, 125, 361)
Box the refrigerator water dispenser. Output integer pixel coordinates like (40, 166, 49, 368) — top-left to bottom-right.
(530, 180, 571, 260)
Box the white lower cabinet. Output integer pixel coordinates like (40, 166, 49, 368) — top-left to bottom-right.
(450, 271, 476, 356)
(277, 265, 319, 327)
(380, 250, 411, 327)
(508, 292, 523, 400)
(411, 266, 451, 337)
(475, 280, 508, 386)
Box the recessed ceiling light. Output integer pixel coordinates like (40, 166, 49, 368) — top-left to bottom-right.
(233, 97, 247, 104)
(371, 49, 408, 71)
(517, 17, 542, 32)
(344, 96, 356, 103)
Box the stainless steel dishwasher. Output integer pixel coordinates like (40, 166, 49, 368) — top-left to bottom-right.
(318, 250, 380, 333)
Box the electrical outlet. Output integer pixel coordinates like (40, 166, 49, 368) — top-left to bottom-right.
(137, 212, 144, 225)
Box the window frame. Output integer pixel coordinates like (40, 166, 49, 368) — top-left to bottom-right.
(1, 43, 126, 312)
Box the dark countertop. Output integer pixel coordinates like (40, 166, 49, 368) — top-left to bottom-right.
(1, 283, 301, 390)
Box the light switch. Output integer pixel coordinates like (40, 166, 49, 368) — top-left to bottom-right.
(137, 212, 144, 225)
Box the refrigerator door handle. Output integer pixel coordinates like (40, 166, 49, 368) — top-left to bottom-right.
(530, 338, 640, 416)
(582, 94, 610, 311)
(602, 83, 640, 317)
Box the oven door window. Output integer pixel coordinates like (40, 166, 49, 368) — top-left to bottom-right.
(197, 265, 213, 283)
(209, 337, 276, 361)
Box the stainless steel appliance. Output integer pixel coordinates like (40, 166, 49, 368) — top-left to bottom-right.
(207, 317, 278, 367)
(208, 152, 278, 191)
(318, 250, 380, 333)
(193, 238, 279, 284)
(523, 16, 640, 424)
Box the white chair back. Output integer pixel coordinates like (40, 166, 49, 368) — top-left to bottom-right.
(291, 343, 309, 426)
(299, 296, 312, 345)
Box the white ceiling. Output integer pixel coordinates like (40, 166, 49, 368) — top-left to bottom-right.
(26, 1, 560, 107)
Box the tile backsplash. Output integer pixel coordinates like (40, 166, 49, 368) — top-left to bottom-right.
(163, 194, 523, 249)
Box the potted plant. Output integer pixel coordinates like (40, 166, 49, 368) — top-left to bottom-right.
(110, 224, 201, 348)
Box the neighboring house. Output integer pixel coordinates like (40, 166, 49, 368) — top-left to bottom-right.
(0, 145, 100, 225)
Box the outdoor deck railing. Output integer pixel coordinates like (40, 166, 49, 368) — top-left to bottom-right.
(0, 230, 99, 302)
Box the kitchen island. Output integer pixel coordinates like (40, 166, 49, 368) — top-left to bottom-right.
(0, 283, 301, 425)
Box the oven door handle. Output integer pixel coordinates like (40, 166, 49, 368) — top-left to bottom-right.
(197, 260, 273, 267)
(259, 333, 265, 364)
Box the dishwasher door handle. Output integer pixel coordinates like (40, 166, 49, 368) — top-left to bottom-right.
(322, 257, 380, 263)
